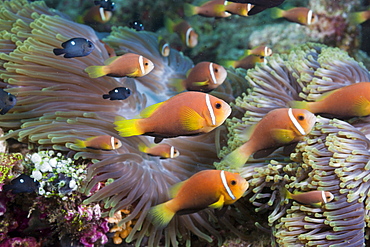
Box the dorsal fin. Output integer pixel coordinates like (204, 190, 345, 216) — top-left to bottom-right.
(104, 56, 119, 65)
(140, 102, 164, 118)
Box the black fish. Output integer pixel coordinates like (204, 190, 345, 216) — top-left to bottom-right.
(94, 0, 115, 11)
(53, 38, 95, 58)
(102, 87, 131, 100)
(226, 0, 285, 15)
(0, 88, 16, 115)
(128, 20, 144, 31)
(3, 174, 39, 194)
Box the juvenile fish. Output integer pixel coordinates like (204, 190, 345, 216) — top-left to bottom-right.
(53, 38, 95, 58)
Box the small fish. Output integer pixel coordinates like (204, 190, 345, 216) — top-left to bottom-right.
(271, 7, 315, 26)
(114, 91, 231, 143)
(138, 143, 180, 159)
(102, 87, 131, 100)
(171, 62, 227, 92)
(94, 0, 115, 11)
(244, 45, 272, 57)
(53, 38, 95, 58)
(164, 18, 198, 48)
(74, 135, 122, 150)
(0, 88, 16, 115)
(84, 53, 154, 78)
(184, 0, 231, 18)
(282, 188, 334, 207)
(3, 174, 39, 194)
(221, 108, 316, 169)
(80, 5, 113, 24)
(226, 0, 285, 15)
(128, 20, 144, 31)
(289, 82, 370, 118)
(158, 37, 170, 57)
(148, 170, 249, 228)
(221, 54, 266, 70)
(225, 2, 254, 17)
(349, 10, 370, 25)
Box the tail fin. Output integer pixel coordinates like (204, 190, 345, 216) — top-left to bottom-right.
(219, 60, 236, 68)
(53, 48, 64, 56)
(138, 143, 148, 153)
(184, 3, 197, 17)
(164, 17, 175, 33)
(288, 100, 309, 110)
(74, 139, 86, 148)
(114, 117, 144, 137)
(221, 144, 251, 169)
(270, 7, 284, 19)
(168, 78, 186, 92)
(280, 187, 293, 200)
(148, 202, 175, 229)
(349, 11, 370, 25)
(84, 66, 107, 78)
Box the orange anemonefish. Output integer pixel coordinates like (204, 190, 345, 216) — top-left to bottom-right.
(221, 54, 266, 70)
(282, 188, 334, 207)
(184, 0, 232, 18)
(84, 53, 154, 78)
(74, 135, 122, 150)
(165, 17, 198, 48)
(138, 143, 180, 159)
(271, 7, 316, 26)
(148, 169, 249, 228)
(289, 82, 370, 118)
(244, 45, 272, 57)
(221, 108, 316, 169)
(225, 2, 254, 17)
(171, 61, 227, 92)
(79, 5, 113, 24)
(226, 0, 285, 15)
(114, 91, 231, 143)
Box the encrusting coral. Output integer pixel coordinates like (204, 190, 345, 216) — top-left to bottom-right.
(217, 43, 370, 246)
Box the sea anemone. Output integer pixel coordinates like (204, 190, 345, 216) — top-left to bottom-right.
(217, 42, 370, 245)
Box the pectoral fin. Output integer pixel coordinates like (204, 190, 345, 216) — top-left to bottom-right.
(270, 128, 295, 143)
(192, 80, 210, 86)
(179, 106, 204, 131)
(209, 195, 225, 209)
(353, 96, 370, 116)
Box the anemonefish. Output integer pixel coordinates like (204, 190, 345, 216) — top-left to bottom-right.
(138, 143, 180, 159)
(53, 38, 95, 58)
(114, 91, 231, 143)
(148, 170, 249, 228)
(244, 45, 272, 57)
(0, 88, 16, 115)
(271, 7, 315, 26)
(158, 37, 170, 57)
(282, 187, 334, 207)
(225, 2, 254, 17)
(221, 54, 266, 70)
(171, 62, 227, 92)
(84, 53, 154, 78)
(79, 5, 113, 24)
(184, 0, 232, 18)
(289, 82, 370, 118)
(74, 135, 122, 150)
(221, 108, 316, 169)
(226, 0, 285, 15)
(164, 18, 198, 48)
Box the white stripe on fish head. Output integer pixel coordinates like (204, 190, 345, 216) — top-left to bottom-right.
(223, 0, 228, 5)
(110, 136, 115, 149)
(288, 108, 306, 135)
(209, 63, 217, 84)
(307, 10, 313, 25)
(185, 27, 193, 47)
(265, 46, 272, 56)
(321, 190, 327, 203)
(220, 170, 236, 200)
(205, 94, 216, 126)
(138, 55, 145, 75)
(162, 43, 169, 55)
(170, 146, 175, 158)
(99, 7, 107, 22)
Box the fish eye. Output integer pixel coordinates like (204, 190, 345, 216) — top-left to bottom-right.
(214, 68, 218, 73)
(145, 62, 149, 66)
(215, 103, 222, 109)
(8, 96, 14, 102)
(115, 142, 119, 145)
(230, 180, 237, 186)
(298, 115, 305, 121)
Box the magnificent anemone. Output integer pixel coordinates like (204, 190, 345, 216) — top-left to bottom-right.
(217, 43, 370, 245)
(0, 0, 251, 246)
